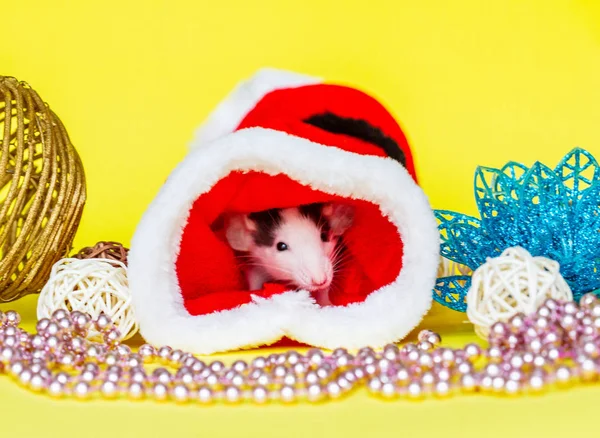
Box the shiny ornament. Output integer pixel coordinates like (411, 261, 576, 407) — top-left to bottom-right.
(435, 148, 600, 311)
(1, 294, 600, 403)
(467, 246, 573, 338)
(0, 76, 86, 302)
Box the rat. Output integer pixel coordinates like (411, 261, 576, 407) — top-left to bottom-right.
(224, 202, 354, 304)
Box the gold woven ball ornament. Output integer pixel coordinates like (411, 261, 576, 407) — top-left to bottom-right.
(0, 76, 86, 302)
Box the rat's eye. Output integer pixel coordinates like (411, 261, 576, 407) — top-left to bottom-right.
(276, 242, 288, 251)
(320, 232, 329, 242)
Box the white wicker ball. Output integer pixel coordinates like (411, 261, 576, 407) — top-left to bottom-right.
(37, 258, 138, 341)
(466, 246, 573, 339)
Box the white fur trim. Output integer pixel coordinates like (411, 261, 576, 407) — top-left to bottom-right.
(191, 68, 322, 149)
(129, 128, 439, 354)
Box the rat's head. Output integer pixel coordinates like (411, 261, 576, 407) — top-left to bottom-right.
(225, 203, 354, 292)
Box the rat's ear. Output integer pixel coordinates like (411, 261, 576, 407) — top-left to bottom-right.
(322, 203, 355, 236)
(225, 214, 255, 251)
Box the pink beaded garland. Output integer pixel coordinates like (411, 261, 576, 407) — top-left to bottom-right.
(1, 294, 600, 403)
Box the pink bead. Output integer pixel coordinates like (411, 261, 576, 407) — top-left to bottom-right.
(307, 349, 324, 365)
(332, 347, 348, 358)
(224, 386, 242, 403)
(326, 381, 342, 398)
(252, 385, 269, 403)
(509, 314, 526, 332)
(383, 344, 399, 361)
(1, 347, 15, 362)
(358, 346, 376, 357)
(306, 384, 324, 401)
(57, 317, 73, 332)
(457, 362, 473, 375)
(72, 312, 92, 332)
(563, 302, 578, 315)
(169, 349, 184, 363)
(528, 374, 545, 391)
(116, 344, 132, 356)
(95, 313, 113, 332)
(487, 346, 503, 361)
(555, 366, 573, 384)
(418, 341, 433, 351)
(197, 386, 214, 403)
(101, 380, 119, 398)
(504, 379, 521, 394)
(293, 363, 307, 375)
(5, 311, 20, 326)
(353, 367, 366, 380)
(507, 369, 523, 382)
(581, 340, 599, 358)
(152, 368, 172, 385)
(336, 354, 352, 367)
(129, 368, 147, 384)
(440, 348, 456, 366)
(251, 357, 267, 369)
(103, 328, 121, 345)
(491, 376, 505, 392)
(420, 371, 435, 387)
(544, 347, 561, 362)
(490, 322, 509, 339)
(395, 367, 410, 382)
(435, 367, 451, 382)
(73, 381, 91, 399)
(368, 377, 382, 392)
(405, 349, 420, 364)
(578, 358, 598, 381)
(381, 382, 397, 398)
(138, 344, 156, 361)
(151, 383, 169, 401)
(48, 381, 65, 397)
(157, 346, 172, 361)
(280, 385, 296, 403)
(590, 304, 600, 318)
(128, 382, 145, 399)
(209, 361, 225, 374)
(285, 352, 300, 365)
(407, 381, 423, 398)
(172, 384, 190, 403)
(36, 318, 51, 333)
(460, 373, 477, 391)
(417, 352, 433, 368)
(537, 306, 552, 319)
(543, 298, 559, 310)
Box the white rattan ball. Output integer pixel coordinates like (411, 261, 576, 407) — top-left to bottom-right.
(466, 246, 573, 339)
(37, 258, 138, 341)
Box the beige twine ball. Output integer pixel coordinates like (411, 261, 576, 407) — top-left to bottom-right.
(37, 258, 138, 342)
(466, 246, 573, 339)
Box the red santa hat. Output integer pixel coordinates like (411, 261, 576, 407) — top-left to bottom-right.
(128, 68, 439, 354)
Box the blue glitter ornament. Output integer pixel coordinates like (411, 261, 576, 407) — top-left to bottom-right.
(434, 147, 600, 312)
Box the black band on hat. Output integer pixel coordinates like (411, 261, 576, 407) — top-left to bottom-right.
(304, 112, 406, 166)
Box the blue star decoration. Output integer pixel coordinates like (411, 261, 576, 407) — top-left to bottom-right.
(434, 147, 600, 312)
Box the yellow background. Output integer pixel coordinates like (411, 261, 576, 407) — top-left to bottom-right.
(1, 0, 600, 437)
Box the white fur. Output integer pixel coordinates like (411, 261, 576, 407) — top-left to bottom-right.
(129, 128, 440, 354)
(191, 68, 321, 149)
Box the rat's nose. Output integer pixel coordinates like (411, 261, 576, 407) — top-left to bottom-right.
(311, 277, 329, 288)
